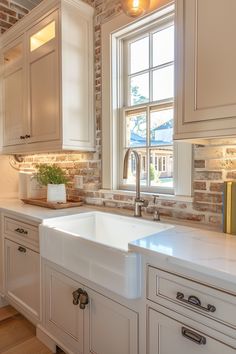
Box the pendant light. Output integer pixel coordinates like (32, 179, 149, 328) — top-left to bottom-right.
(121, 0, 150, 18)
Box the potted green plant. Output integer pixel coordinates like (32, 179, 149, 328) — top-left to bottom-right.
(36, 164, 68, 203)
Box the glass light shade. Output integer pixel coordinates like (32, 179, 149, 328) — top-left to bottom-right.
(121, 0, 150, 17)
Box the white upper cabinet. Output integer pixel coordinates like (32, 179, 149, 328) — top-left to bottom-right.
(175, 0, 236, 141)
(27, 11, 60, 145)
(0, 0, 94, 154)
(2, 36, 26, 146)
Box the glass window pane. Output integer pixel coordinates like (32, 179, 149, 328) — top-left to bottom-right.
(30, 21, 55, 52)
(130, 73, 149, 105)
(130, 36, 149, 74)
(153, 26, 174, 67)
(123, 148, 147, 186)
(126, 111, 147, 147)
(150, 108, 173, 146)
(153, 65, 174, 101)
(150, 148, 173, 187)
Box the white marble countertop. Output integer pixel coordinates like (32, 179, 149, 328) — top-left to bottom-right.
(2, 198, 236, 286)
(0, 199, 92, 223)
(129, 224, 236, 284)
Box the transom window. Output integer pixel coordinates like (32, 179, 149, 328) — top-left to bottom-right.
(120, 19, 174, 192)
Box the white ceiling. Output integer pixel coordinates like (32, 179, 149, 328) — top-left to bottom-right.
(13, 0, 43, 10)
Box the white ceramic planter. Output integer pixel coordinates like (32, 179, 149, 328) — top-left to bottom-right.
(47, 184, 66, 203)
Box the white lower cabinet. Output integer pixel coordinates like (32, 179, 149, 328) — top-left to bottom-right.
(44, 266, 84, 354)
(43, 263, 138, 354)
(148, 308, 235, 354)
(84, 288, 138, 354)
(5, 239, 40, 321)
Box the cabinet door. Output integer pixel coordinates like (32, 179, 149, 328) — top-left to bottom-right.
(44, 264, 84, 354)
(2, 37, 26, 146)
(148, 308, 235, 354)
(27, 11, 60, 144)
(84, 288, 138, 354)
(5, 239, 40, 321)
(175, 0, 236, 140)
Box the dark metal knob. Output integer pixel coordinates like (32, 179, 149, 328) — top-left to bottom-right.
(72, 288, 89, 309)
(79, 291, 89, 309)
(25, 134, 31, 139)
(18, 246, 26, 253)
(20, 136, 25, 140)
(72, 288, 82, 305)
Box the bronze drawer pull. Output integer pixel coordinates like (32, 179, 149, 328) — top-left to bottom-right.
(14, 228, 28, 235)
(176, 292, 216, 313)
(182, 327, 206, 345)
(18, 246, 26, 253)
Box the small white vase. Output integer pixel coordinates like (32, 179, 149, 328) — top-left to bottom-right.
(47, 184, 66, 203)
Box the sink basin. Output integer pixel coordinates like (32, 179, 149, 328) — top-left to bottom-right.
(40, 211, 173, 298)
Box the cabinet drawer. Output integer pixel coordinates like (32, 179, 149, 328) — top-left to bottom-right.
(148, 307, 235, 354)
(3, 216, 39, 250)
(148, 266, 236, 329)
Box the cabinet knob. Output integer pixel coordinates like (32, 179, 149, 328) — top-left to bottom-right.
(72, 288, 89, 309)
(20, 136, 25, 140)
(79, 291, 89, 309)
(25, 134, 31, 139)
(18, 246, 26, 253)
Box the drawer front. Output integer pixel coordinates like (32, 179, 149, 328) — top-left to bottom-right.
(148, 308, 236, 354)
(148, 266, 236, 329)
(4, 216, 39, 250)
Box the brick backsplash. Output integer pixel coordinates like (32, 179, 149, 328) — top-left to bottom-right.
(2, 0, 236, 227)
(0, 0, 29, 33)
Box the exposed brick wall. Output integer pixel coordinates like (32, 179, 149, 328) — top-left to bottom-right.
(2, 0, 236, 228)
(0, 0, 29, 33)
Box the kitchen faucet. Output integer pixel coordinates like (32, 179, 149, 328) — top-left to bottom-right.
(123, 148, 147, 217)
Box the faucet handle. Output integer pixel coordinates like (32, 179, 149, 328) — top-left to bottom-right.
(153, 209, 161, 222)
(153, 194, 159, 205)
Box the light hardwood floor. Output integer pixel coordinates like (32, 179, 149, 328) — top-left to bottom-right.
(0, 306, 62, 354)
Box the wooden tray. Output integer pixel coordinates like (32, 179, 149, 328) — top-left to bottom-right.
(21, 198, 84, 209)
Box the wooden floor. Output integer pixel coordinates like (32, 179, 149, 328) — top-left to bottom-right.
(0, 305, 61, 354)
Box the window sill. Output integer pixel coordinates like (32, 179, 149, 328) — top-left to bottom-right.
(99, 189, 193, 203)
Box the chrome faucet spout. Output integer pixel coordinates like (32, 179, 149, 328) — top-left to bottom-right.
(123, 148, 146, 217)
(123, 148, 141, 201)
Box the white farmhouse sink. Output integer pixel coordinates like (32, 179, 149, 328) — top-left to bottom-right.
(40, 211, 173, 298)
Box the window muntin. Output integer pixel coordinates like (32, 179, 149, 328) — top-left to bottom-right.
(121, 20, 174, 192)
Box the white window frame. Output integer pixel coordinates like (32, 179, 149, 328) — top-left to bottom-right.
(101, 2, 193, 197)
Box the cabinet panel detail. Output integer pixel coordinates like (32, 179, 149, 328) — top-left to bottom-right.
(175, 0, 236, 140)
(29, 50, 59, 142)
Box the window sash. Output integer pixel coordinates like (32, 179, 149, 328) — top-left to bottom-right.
(101, 3, 193, 197)
(123, 18, 174, 107)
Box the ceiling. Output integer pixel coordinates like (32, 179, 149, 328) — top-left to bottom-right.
(13, 0, 43, 10)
